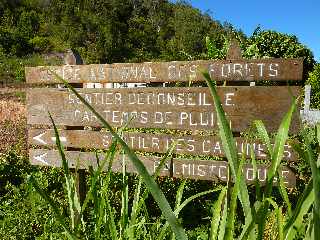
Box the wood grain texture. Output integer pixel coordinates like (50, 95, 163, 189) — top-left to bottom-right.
(25, 58, 303, 84)
(27, 86, 301, 132)
(28, 129, 297, 161)
(29, 149, 296, 187)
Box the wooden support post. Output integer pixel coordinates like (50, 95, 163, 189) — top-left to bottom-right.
(75, 168, 86, 205)
(65, 49, 87, 205)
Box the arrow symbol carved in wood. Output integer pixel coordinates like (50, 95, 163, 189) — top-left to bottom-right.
(34, 153, 49, 165)
(33, 132, 47, 145)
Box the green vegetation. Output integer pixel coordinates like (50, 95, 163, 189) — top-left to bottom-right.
(1, 0, 320, 239)
(206, 27, 315, 74)
(1, 1, 315, 84)
(307, 63, 320, 108)
(18, 72, 319, 239)
(0, 0, 237, 83)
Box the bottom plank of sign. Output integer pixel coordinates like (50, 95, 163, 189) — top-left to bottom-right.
(29, 149, 296, 187)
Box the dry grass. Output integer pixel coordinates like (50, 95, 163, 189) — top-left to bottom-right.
(0, 91, 27, 154)
(0, 99, 25, 123)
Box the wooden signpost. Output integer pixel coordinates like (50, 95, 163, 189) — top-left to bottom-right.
(25, 44, 303, 187)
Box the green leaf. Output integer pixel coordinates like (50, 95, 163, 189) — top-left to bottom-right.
(158, 187, 222, 240)
(253, 120, 272, 158)
(218, 195, 228, 240)
(81, 140, 118, 216)
(174, 188, 222, 216)
(304, 124, 320, 239)
(310, 125, 320, 239)
(255, 99, 296, 240)
(202, 71, 253, 232)
(28, 175, 77, 240)
(224, 158, 244, 240)
(49, 113, 81, 231)
(277, 169, 292, 215)
(105, 195, 118, 240)
(284, 181, 314, 239)
(267, 100, 296, 188)
(210, 187, 227, 240)
(120, 153, 129, 238)
(265, 198, 283, 240)
(250, 142, 261, 201)
(175, 180, 187, 212)
(130, 142, 177, 238)
(127, 177, 143, 238)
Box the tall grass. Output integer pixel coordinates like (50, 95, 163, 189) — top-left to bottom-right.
(28, 71, 320, 239)
(203, 72, 320, 240)
(29, 117, 219, 239)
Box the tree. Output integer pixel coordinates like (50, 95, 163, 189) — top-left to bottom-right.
(163, 2, 215, 60)
(243, 29, 315, 76)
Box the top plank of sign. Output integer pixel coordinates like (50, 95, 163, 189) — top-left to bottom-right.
(25, 58, 303, 84)
(25, 42, 303, 84)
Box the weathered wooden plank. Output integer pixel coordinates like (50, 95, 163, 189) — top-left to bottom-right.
(28, 129, 296, 161)
(27, 86, 301, 132)
(29, 149, 296, 187)
(25, 58, 303, 84)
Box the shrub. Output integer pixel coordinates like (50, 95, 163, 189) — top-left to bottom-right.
(29, 36, 52, 52)
(306, 63, 320, 108)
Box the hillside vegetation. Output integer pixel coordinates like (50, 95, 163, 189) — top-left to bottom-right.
(0, 0, 316, 84)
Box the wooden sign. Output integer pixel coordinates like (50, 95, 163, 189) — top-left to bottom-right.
(28, 129, 296, 161)
(25, 58, 303, 84)
(29, 149, 296, 187)
(26, 50, 303, 187)
(27, 86, 301, 132)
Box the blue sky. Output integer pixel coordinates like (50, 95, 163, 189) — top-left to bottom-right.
(184, 0, 319, 62)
